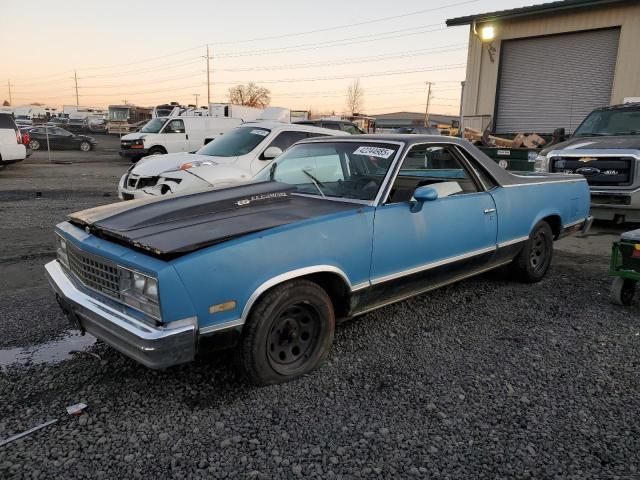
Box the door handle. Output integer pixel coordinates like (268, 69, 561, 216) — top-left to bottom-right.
(484, 208, 496, 214)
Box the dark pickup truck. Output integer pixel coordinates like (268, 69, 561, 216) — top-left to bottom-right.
(536, 103, 640, 223)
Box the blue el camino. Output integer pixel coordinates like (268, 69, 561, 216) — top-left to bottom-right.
(45, 135, 592, 384)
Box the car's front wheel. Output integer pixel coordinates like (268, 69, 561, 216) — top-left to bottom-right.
(79, 141, 91, 152)
(236, 279, 335, 385)
(29, 139, 41, 150)
(510, 220, 553, 283)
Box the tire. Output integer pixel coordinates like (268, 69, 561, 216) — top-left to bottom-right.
(609, 277, 636, 306)
(236, 279, 335, 385)
(79, 141, 91, 152)
(29, 139, 40, 150)
(510, 220, 554, 283)
(147, 146, 166, 156)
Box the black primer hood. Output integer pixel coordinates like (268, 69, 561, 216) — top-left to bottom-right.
(68, 182, 359, 257)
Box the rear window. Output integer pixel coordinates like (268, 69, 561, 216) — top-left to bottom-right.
(0, 114, 17, 130)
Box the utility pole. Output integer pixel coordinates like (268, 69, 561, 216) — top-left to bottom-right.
(73, 71, 79, 107)
(7, 80, 12, 105)
(424, 81, 433, 127)
(193, 93, 200, 108)
(203, 45, 212, 105)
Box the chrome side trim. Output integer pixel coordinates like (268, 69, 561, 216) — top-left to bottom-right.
(497, 236, 529, 248)
(292, 193, 373, 206)
(354, 259, 513, 318)
(502, 178, 586, 187)
(351, 281, 370, 292)
(370, 245, 496, 286)
(563, 219, 584, 229)
(240, 265, 357, 322)
(199, 318, 244, 335)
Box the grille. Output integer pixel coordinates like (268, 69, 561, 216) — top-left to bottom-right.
(127, 174, 159, 190)
(550, 156, 634, 186)
(66, 242, 121, 299)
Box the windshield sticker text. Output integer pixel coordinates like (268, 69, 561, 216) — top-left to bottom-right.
(250, 129, 269, 136)
(353, 146, 395, 159)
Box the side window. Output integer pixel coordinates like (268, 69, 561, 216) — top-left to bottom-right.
(455, 146, 498, 189)
(306, 132, 330, 139)
(321, 123, 341, 131)
(165, 119, 185, 133)
(261, 130, 308, 158)
(388, 145, 479, 203)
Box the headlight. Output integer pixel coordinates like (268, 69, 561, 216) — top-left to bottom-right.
(180, 160, 215, 170)
(534, 154, 548, 173)
(56, 235, 69, 268)
(119, 268, 161, 319)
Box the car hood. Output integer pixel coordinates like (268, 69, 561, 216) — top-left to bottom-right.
(67, 182, 359, 257)
(131, 153, 216, 176)
(542, 135, 640, 155)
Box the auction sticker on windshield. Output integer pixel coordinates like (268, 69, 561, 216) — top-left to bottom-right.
(251, 129, 269, 136)
(353, 146, 395, 159)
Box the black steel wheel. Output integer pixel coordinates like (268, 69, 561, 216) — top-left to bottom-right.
(236, 279, 335, 385)
(609, 277, 637, 306)
(510, 220, 554, 283)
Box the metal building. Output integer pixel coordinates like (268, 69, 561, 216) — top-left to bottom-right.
(447, 0, 640, 135)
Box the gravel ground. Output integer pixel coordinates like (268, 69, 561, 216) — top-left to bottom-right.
(1, 150, 639, 479)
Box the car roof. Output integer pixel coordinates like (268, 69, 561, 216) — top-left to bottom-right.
(240, 121, 348, 135)
(593, 102, 640, 112)
(298, 133, 448, 145)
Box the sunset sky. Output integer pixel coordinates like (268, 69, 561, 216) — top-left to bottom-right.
(1, 0, 535, 116)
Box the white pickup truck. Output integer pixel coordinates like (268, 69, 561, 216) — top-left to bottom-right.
(118, 122, 347, 200)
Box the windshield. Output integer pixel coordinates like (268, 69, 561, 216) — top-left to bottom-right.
(574, 108, 640, 136)
(139, 118, 167, 133)
(108, 108, 129, 121)
(254, 141, 400, 201)
(196, 126, 271, 158)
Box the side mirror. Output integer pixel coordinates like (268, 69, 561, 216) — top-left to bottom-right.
(410, 186, 438, 213)
(262, 146, 283, 160)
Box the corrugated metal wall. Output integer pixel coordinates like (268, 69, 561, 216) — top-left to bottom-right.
(495, 28, 620, 134)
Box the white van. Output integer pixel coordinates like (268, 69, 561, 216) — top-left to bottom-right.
(118, 116, 243, 162)
(0, 113, 27, 166)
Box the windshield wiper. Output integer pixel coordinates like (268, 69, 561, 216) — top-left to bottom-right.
(302, 170, 326, 199)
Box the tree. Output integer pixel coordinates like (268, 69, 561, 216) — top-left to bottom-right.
(2, 100, 10, 106)
(228, 83, 271, 108)
(346, 79, 364, 115)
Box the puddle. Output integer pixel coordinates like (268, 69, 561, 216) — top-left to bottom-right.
(0, 330, 97, 369)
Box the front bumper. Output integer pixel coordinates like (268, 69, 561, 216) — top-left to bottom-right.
(590, 188, 640, 222)
(119, 148, 147, 158)
(45, 260, 197, 369)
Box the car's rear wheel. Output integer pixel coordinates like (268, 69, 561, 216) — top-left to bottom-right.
(510, 220, 553, 283)
(79, 141, 91, 152)
(236, 279, 335, 385)
(29, 139, 40, 150)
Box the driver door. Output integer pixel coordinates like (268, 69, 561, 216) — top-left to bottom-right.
(368, 144, 498, 304)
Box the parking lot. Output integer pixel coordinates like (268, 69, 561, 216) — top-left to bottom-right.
(1, 143, 639, 479)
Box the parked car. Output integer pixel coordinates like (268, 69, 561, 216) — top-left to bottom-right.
(295, 119, 365, 134)
(119, 116, 244, 162)
(45, 118, 70, 128)
(118, 122, 346, 200)
(47, 135, 592, 384)
(14, 115, 33, 128)
(88, 117, 107, 133)
(27, 127, 97, 151)
(66, 117, 89, 133)
(0, 113, 27, 165)
(535, 102, 640, 223)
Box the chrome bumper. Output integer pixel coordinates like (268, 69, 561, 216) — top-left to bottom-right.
(558, 216, 594, 239)
(45, 260, 197, 369)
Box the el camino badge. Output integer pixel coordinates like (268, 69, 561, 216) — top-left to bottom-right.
(578, 157, 597, 163)
(235, 192, 289, 207)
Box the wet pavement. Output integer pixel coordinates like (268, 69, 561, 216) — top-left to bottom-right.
(0, 331, 96, 370)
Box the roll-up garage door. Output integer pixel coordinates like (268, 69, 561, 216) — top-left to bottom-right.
(495, 28, 620, 134)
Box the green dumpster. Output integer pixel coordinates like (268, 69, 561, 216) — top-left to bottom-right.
(478, 147, 541, 172)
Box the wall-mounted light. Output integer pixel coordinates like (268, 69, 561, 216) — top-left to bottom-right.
(480, 25, 495, 41)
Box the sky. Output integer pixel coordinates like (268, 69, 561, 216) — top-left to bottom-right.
(0, 0, 538, 116)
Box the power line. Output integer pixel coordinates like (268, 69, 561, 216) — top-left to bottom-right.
(211, 0, 480, 45)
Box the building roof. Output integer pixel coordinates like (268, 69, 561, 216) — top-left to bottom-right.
(446, 0, 628, 26)
(372, 111, 459, 124)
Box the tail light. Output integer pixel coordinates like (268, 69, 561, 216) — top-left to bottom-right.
(16, 129, 22, 145)
(22, 131, 30, 146)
